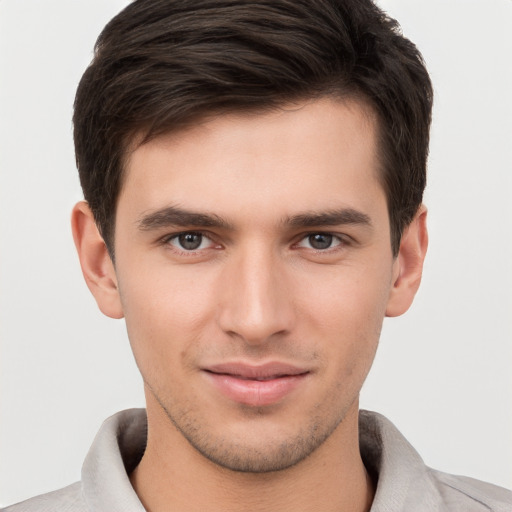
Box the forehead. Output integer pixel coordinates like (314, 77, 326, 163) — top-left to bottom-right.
(119, 98, 384, 226)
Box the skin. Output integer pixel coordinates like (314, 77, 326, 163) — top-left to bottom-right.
(72, 98, 427, 512)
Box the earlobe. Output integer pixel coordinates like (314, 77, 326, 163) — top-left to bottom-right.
(385, 205, 428, 317)
(71, 201, 124, 319)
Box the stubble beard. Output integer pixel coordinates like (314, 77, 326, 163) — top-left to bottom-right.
(151, 387, 349, 474)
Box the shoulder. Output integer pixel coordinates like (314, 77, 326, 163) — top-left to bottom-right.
(359, 410, 512, 511)
(429, 469, 512, 512)
(1, 482, 86, 512)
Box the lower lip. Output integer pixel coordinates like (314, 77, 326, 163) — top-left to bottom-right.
(204, 372, 308, 407)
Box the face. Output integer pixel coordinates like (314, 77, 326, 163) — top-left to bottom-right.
(111, 98, 401, 472)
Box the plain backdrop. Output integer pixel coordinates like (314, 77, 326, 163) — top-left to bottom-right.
(1, 0, 511, 506)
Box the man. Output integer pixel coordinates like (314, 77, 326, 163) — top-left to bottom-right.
(2, 0, 511, 511)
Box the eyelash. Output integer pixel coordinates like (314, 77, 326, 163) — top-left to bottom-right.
(158, 230, 351, 256)
(159, 231, 219, 255)
(295, 233, 346, 252)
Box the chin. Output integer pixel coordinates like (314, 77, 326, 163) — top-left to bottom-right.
(170, 411, 342, 474)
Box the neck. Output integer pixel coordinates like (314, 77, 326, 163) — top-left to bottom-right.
(130, 397, 374, 512)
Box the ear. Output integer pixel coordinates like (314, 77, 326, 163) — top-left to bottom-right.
(71, 201, 124, 319)
(386, 205, 428, 317)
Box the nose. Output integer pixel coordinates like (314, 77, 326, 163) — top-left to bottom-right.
(217, 244, 295, 345)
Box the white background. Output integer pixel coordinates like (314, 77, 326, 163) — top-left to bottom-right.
(1, 0, 511, 506)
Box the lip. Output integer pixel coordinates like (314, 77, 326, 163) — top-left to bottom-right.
(202, 362, 310, 407)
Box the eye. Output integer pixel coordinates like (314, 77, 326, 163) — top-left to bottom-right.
(297, 233, 343, 250)
(167, 232, 214, 251)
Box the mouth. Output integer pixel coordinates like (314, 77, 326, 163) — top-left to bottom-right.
(202, 362, 310, 407)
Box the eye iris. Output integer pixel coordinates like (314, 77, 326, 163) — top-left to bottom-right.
(178, 233, 202, 250)
(309, 233, 332, 250)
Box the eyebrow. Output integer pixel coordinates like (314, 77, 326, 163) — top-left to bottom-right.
(286, 208, 372, 228)
(137, 205, 372, 232)
(137, 205, 233, 231)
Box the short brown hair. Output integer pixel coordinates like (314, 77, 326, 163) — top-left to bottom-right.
(73, 0, 433, 257)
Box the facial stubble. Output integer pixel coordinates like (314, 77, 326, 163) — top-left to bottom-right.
(148, 381, 355, 474)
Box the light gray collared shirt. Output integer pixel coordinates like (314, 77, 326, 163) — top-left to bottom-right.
(3, 409, 511, 511)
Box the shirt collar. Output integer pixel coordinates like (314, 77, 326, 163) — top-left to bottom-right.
(359, 410, 443, 511)
(82, 409, 147, 512)
(81, 408, 444, 511)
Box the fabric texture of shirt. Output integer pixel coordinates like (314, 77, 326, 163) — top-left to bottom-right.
(3, 409, 511, 511)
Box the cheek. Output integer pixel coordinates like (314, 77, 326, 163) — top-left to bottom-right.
(117, 263, 218, 367)
(296, 263, 391, 376)
(119, 255, 217, 319)
(298, 260, 392, 328)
